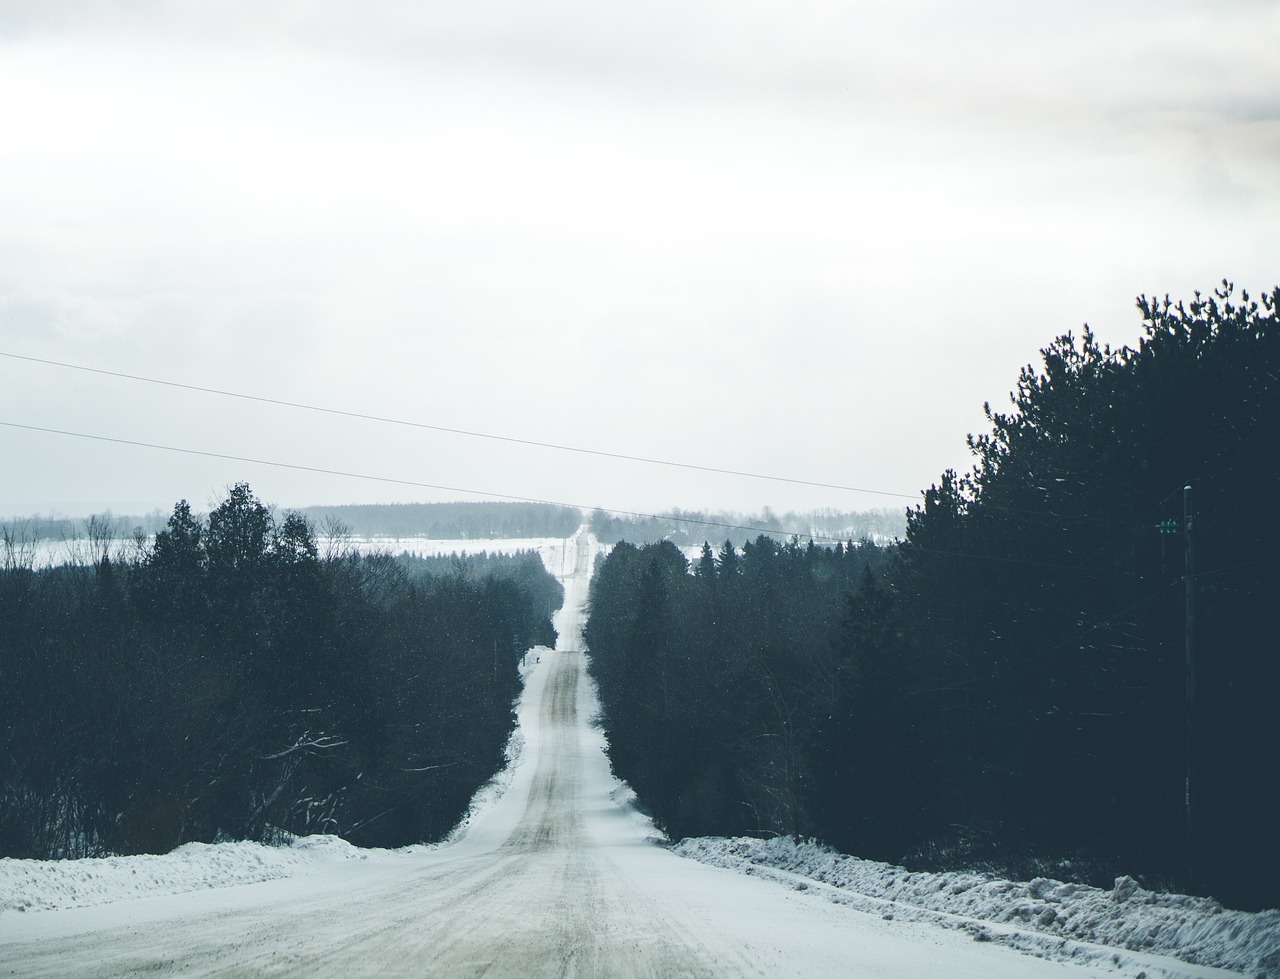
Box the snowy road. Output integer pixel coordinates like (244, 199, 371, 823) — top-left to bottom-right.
(0, 531, 1185, 977)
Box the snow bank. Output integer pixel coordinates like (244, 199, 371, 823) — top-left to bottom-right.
(0, 835, 396, 915)
(443, 709, 529, 845)
(674, 837, 1280, 979)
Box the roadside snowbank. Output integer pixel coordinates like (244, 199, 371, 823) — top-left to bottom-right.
(0, 835, 403, 915)
(673, 836, 1280, 979)
(440, 646, 545, 846)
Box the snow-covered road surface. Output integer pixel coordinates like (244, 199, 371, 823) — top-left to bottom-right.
(0, 530, 1246, 977)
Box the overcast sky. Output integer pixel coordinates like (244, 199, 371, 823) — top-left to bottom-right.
(2, 1, 1278, 522)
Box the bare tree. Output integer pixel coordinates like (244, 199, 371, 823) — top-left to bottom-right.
(1, 520, 39, 572)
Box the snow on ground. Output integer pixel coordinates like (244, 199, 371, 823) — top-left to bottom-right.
(19, 532, 599, 572)
(334, 533, 608, 577)
(0, 836, 406, 916)
(2, 530, 1271, 979)
(674, 836, 1280, 979)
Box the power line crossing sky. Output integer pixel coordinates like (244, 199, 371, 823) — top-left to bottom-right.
(2, 2, 1277, 517)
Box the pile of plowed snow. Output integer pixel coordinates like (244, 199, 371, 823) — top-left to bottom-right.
(0, 836, 403, 915)
(674, 836, 1280, 979)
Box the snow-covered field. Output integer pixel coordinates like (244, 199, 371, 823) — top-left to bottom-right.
(335, 533, 610, 577)
(1, 529, 1271, 977)
(15, 532, 597, 571)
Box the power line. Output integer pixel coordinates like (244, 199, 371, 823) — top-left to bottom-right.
(4, 419, 1198, 577)
(0, 420, 857, 544)
(899, 482, 1188, 683)
(908, 480, 1269, 696)
(0, 350, 918, 501)
(893, 543, 1143, 577)
(975, 579, 1180, 688)
(913, 577, 1184, 696)
(0, 349, 1168, 530)
(1190, 555, 1271, 581)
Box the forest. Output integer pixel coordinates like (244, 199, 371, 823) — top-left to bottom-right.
(0, 484, 561, 859)
(297, 500, 582, 540)
(585, 283, 1279, 910)
(589, 507, 904, 545)
(0, 501, 586, 560)
(395, 549, 563, 611)
(586, 535, 890, 839)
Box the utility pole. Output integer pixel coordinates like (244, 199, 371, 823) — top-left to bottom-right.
(1184, 484, 1196, 890)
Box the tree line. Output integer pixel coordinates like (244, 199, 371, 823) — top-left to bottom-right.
(589, 507, 904, 546)
(0, 511, 169, 555)
(395, 549, 563, 633)
(298, 501, 583, 540)
(586, 535, 890, 840)
(0, 483, 562, 859)
(585, 284, 1279, 910)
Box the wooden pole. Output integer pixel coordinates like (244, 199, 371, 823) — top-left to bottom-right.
(1184, 484, 1196, 890)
